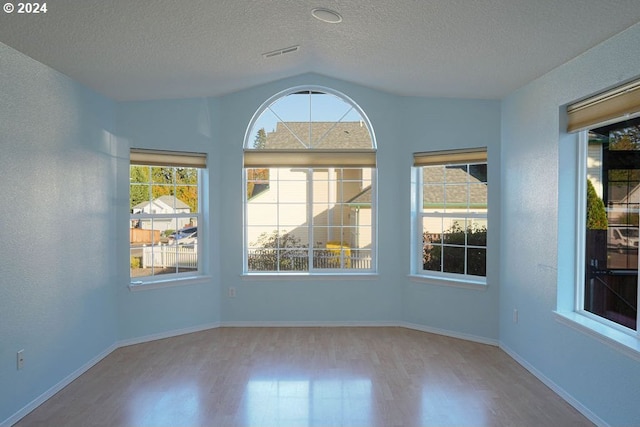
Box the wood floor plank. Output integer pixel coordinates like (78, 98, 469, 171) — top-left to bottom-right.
(14, 327, 593, 427)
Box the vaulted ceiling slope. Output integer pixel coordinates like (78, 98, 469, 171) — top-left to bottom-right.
(1, 0, 639, 101)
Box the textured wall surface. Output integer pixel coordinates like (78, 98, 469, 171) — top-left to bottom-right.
(500, 22, 640, 426)
(0, 42, 119, 422)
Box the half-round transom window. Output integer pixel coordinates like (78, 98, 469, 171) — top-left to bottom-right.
(245, 86, 376, 152)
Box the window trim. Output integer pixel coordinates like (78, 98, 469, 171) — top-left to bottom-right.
(129, 149, 207, 287)
(411, 150, 488, 286)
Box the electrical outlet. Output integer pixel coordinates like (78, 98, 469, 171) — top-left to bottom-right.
(228, 287, 236, 298)
(17, 350, 25, 370)
(513, 309, 519, 324)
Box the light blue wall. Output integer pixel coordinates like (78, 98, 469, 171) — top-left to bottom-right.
(115, 99, 221, 340)
(0, 43, 119, 422)
(213, 74, 500, 335)
(501, 22, 640, 426)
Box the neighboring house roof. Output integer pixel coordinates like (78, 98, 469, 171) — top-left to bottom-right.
(347, 186, 372, 205)
(133, 195, 190, 211)
(349, 168, 487, 209)
(423, 166, 487, 208)
(262, 122, 373, 150)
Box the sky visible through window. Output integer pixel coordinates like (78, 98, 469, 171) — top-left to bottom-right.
(251, 92, 364, 137)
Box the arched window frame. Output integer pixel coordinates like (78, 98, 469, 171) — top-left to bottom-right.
(242, 86, 378, 275)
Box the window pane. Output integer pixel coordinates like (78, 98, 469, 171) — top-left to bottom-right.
(442, 219, 467, 245)
(442, 246, 465, 274)
(469, 184, 488, 208)
(423, 184, 444, 210)
(585, 118, 639, 330)
(467, 248, 486, 277)
(423, 244, 442, 272)
(176, 185, 198, 214)
(444, 185, 467, 209)
(468, 219, 488, 246)
(422, 166, 445, 183)
(445, 165, 469, 183)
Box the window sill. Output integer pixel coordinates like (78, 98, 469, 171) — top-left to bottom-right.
(241, 272, 378, 281)
(408, 274, 488, 290)
(553, 311, 640, 362)
(129, 275, 212, 291)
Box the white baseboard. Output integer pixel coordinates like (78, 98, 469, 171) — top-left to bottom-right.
(499, 343, 608, 427)
(401, 321, 500, 346)
(117, 322, 222, 347)
(220, 320, 398, 328)
(1, 343, 118, 427)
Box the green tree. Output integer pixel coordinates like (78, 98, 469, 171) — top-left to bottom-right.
(130, 166, 150, 209)
(253, 128, 267, 149)
(586, 179, 608, 230)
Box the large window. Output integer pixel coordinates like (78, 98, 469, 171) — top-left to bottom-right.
(412, 149, 488, 284)
(581, 117, 639, 332)
(243, 87, 376, 274)
(566, 77, 640, 339)
(129, 149, 206, 282)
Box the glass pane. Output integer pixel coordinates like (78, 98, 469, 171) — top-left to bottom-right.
(175, 167, 198, 185)
(151, 166, 174, 184)
(442, 219, 467, 245)
(469, 184, 488, 209)
(585, 117, 639, 330)
(247, 247, 277, 271)
(278, 248, 309, 271)
(422, 165, 445, 183)
(422, 217, 443, 242)
(445, 165, 469, 183)
(467, 248, 486, 277)
(442, 246, 465, 274)
(444, 185, 467, 209)
(278, 204, 308, 227)
(423, 184, 444, 211)
(246, 203, 278, 226)
(468, 219, 488, 246)
(469, 163, 488, 183)
(423, 244, 441, 272)
(176, 185, 198, 214)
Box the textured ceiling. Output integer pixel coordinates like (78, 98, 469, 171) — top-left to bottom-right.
(1, 0, 639, 101)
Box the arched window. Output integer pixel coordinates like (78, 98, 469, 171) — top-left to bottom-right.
(243, 86, 377, 273)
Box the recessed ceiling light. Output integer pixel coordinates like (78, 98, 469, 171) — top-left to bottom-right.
(312, 8, 342, 24)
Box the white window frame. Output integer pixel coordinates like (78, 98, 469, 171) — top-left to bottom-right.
(410, 150, 488, 289)
(129, 149, 208, 289)
(242, 86, 378, 276)
(574, 130, 640, 337)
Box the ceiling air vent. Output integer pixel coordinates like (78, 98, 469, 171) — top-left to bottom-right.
(262, 45, 300, 59)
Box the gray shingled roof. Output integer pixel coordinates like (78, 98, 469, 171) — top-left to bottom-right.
(133, 195, 190, 210)
(345, 167, 487, 208)
(262, 122, 372, 150)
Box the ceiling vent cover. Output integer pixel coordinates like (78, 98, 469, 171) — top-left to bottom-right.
(262, 45, 300, 59)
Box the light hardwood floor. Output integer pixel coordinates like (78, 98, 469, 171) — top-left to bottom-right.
(15, 327, 593, 427)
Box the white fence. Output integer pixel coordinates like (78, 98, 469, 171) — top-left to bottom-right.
(142, 244, 197, 268)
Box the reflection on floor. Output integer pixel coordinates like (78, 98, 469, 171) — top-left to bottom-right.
(14, 327, 593, 427)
